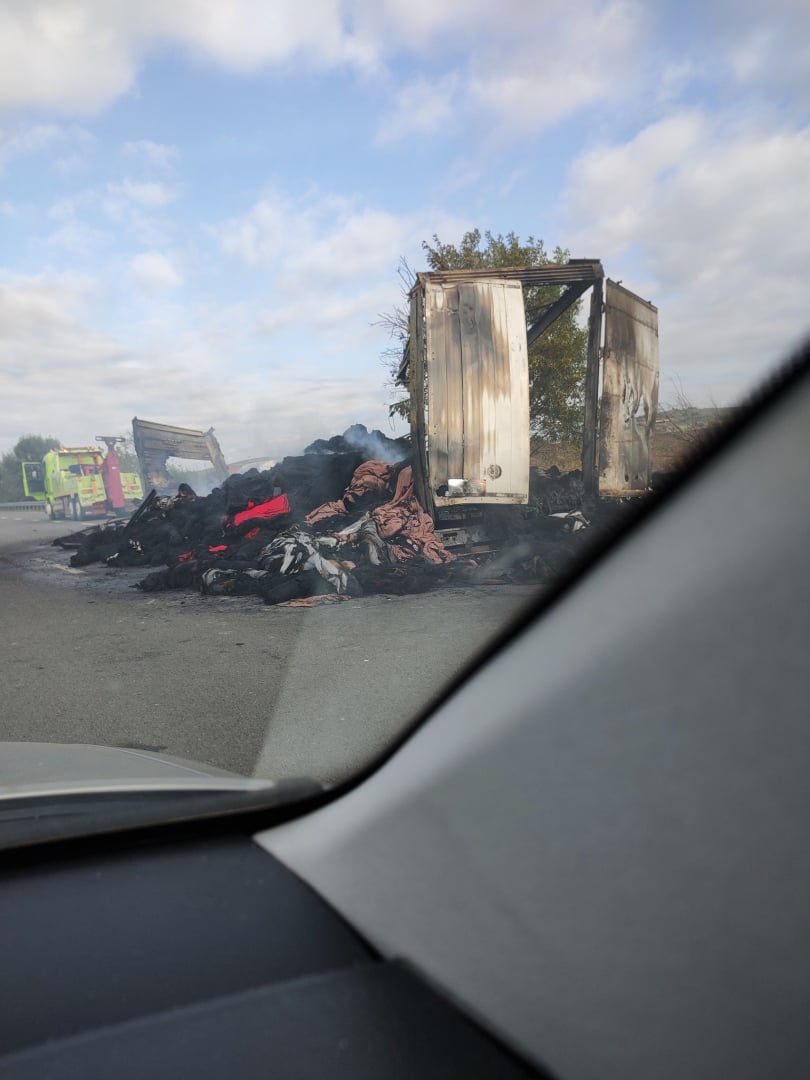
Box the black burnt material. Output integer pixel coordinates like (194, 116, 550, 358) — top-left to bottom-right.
(53, 434, 615, 606)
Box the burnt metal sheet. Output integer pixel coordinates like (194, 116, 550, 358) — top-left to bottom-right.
(599, 281, 659, 496)
(414, 261, 603, 290)
(132, 418, 229, 494)
(581, 279, 604, 497)
(408, 290, 431, 512)
(423, 279, 529, 506)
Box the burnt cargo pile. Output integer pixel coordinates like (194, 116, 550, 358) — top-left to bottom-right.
(56, 431, 596, 606)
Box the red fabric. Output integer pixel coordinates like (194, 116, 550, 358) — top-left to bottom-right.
(232, 493, 290, 527)
(244, 527, 260, 539)
(208, 545, 228, 553)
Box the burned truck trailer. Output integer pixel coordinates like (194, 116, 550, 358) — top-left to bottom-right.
(131, 418, 229, 496)
(402, 263, 659, 538)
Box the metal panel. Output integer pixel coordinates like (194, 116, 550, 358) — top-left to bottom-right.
(458, 284, 482, 475)
(599, 281, 659, 496)
(408, 290, 431, 513)
(445, 288, 464, 478)
(581, 279, 603, 497)
(425, 286, 449, 488)
(424, 280, 529, 505)
(416, 261, 604, 289)
(131, 418, 229, 494)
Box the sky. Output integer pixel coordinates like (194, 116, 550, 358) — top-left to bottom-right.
(1, 0, 808, 461)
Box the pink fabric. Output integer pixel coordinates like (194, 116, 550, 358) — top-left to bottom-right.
(305, 461, 454, 565)
(305, 461, 395, 525)
(371, 467, 454, 564)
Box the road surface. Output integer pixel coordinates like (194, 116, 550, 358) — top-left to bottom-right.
(0, 511, 537, 784)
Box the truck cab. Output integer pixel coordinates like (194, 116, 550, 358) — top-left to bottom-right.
(22, 447, 143, 520)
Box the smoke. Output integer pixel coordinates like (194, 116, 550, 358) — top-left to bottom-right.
(304, 423, 408, 464)
(342, 424, 406, 464)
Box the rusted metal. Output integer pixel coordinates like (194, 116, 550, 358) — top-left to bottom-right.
(598, 281, 659, 495)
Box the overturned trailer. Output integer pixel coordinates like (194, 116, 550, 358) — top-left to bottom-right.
(132, 418, 229, 495)
(402, 263, 659, 535)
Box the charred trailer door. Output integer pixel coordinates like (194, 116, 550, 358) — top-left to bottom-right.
(597, 280, 660, 496)
(410, 278, 530, 515)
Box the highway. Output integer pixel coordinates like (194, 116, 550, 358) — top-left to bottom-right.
(0, 512, 536, 785)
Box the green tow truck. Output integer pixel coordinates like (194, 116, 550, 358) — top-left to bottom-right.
(21, 444, 143, 521)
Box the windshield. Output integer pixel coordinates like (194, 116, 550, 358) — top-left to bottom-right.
(1, 2, 807, 809)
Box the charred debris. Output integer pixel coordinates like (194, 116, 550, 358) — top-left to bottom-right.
(53, 425, 607, 607)
(51, 264, 660, 608)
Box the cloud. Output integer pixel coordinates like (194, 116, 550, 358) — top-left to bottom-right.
(0, 268, 396, 460)
(48, 192, 96, 221)
(703, 1, 810, 106)
(130, 251, 183, 292)
(0, 270, 212, 451)
(375, 73, 460, 144)
(467, 2, 644, 135)
(0, 0, 646, 128)
(1, 0, 806, 140)
(218, 194, 292, 268)
(216, 186, 469, 288)
(43, 220, 108, 257)
(257, 282, 398, 336)
(213, 186, 473, 384)
(0, 272, 120, 425)
(108, 179, 178, 208)
(0, 3, 137, 114)
(0, 123, 95, 178)
(121, 139, 179, 170)
(562, 114, 810, 401)
(373, 1, 647, 143)
(0, 1, 374, 115)
(0, 124, 62, 171)
(285, 206, 424, 284)
(157, 0, 373, 72)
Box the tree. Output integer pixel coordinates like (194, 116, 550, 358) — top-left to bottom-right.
(0, 434, 61, 502)
(114, 436, 140, 474)
(382, 229, 589, 443)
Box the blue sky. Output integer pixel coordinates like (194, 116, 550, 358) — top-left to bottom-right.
(1, 0, 808, 460)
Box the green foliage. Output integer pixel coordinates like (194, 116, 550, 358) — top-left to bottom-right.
(0, 434, 61, 501)
(11, 434, 62, 464)
(114, 437, 140, 474)
(421, 230, 589, 442)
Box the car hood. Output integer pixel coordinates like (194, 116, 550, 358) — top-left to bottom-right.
(0, 742, 273, 800)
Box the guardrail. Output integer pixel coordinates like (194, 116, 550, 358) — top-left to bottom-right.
(0, 502, 45, 512)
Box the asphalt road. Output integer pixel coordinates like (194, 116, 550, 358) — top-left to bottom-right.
(0, 512, 537, 784)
